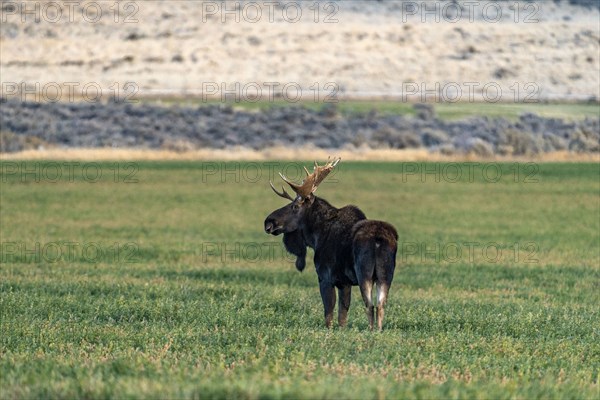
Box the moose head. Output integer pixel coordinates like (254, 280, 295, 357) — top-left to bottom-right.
(264, 157, 340, 236)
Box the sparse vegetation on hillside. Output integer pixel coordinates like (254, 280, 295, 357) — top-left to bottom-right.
(1, 100, 598, 156)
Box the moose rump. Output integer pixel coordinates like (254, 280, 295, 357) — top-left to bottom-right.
(352, 220, 398, 331)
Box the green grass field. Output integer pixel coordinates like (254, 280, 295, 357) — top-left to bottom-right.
(146, 98, 600, 121)
(1, 161, 598, 399)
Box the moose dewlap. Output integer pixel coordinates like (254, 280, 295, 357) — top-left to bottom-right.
(264, 158, 398, 330)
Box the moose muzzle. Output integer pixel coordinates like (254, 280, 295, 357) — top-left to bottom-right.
(264, 218, 280, 235)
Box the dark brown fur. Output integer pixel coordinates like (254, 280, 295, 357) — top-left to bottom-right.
(265, 196, 398, 330)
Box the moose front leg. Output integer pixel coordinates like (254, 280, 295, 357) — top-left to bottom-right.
(319, 282, 336, 328)
(337, 286, 352, 327)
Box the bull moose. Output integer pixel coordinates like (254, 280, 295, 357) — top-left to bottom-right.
(264, 158, 398, 330)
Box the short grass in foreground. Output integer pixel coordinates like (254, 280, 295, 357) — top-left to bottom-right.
(0, 161, 598, 398)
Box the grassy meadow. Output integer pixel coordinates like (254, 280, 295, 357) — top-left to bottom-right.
(0, 160, 598, 399)
(146, 98, 600, 121)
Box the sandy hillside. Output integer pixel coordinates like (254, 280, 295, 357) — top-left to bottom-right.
(1, 0, 599, 102)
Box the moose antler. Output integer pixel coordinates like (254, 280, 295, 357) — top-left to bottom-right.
(269, 181, 295, 201)
(278, 157, 341, 199)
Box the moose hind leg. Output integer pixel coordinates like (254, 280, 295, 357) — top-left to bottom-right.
(319, 282, 336, 329)
(376, 282, 390, 331)
(337, 286, 352, 328)
(359, 280, 375, 330)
